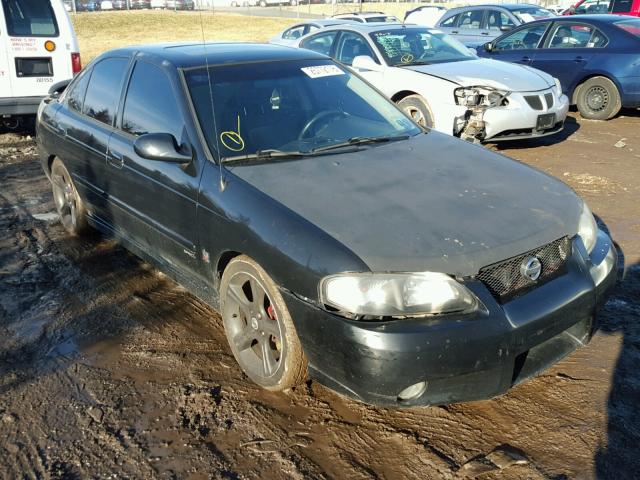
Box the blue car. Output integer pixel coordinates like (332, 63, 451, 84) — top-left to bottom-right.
(477, 15, 640, 120)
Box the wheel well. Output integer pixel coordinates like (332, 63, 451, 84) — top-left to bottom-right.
(47, 155, 57, 175)
(216, 250, 242, 281)
(391, 90, 418, 104)
(571, 74, 617, 105)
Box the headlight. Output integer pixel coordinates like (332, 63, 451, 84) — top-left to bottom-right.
(578, 202, 598, 254)
(553, 77, 562, 96)
(454, 86, 509, 107)
(319, 272, 479, 317)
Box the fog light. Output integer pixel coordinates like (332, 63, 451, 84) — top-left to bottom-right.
(397, 381, 427, 401)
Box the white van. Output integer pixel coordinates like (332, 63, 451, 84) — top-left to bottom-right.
(0, 0, 80, 128)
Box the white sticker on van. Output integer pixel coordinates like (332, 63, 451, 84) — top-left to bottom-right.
(301, 65, 345, 79)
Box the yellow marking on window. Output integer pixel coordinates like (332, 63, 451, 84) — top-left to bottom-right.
(220, 115, 245, 152)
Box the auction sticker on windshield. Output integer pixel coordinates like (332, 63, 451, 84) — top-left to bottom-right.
(301, 65, 345, 79)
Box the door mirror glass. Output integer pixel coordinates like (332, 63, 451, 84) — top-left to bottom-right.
(500, 25, 513, 32)
(133, 133, 192, 163)
(352, 55, 382, 72)
(484, 42, 493, 52)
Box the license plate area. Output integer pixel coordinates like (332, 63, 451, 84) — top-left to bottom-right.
(536, 113, 555, 130)
(15, 57, 53, 77)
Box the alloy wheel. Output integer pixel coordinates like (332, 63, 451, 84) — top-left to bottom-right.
(52, 170, 78, 231)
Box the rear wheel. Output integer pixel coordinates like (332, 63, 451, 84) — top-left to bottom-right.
(50, 158, 90, 235)
(576, 76, 621, 120)
(220, 255, 307, 391)
(397, 94, 434, 128)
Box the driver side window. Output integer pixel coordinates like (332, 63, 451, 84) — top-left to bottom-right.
(300, 31, 338, 56)
(494, 22, 550, 50)
(334, 32, 376, 66)
(575, 0, 611, 14)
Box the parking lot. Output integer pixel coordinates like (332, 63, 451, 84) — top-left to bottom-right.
(0, 107, 638, 478)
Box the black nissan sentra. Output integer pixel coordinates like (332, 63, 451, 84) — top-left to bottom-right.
(37, 43, 618, 406)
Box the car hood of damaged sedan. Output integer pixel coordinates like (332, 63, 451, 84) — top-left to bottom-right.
(229, 132, 582, 276)
(406, 58, 555, 92)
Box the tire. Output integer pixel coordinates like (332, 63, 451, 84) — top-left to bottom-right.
(220, 255, 307, 391)
(50, 158, 90, 235)
(397, 94, 434, 129)
(575, 76, 621, 121)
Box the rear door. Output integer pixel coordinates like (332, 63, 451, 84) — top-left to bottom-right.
(531, 22, 606, 96)
(454, 9, 487, 45)
(1, 0, 72, 98)
(106, 59, 202, 274)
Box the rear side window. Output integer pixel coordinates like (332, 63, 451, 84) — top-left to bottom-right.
(66, 68, 92, 113)
(458, 10, 484, 30)
(82, 57, 129, 126)
(301, 31, 338, 56)
(548, 23, 608, 48)
(121, 61, 183, 140)
(611, 0, 632, 12)
(1, 0, 59, 37)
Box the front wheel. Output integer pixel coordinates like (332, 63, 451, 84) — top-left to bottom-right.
(220, 255, 307, 391)
(397, 94, 434, 129)
(50, 158, 90, 235)
(576, 76, 621, 120)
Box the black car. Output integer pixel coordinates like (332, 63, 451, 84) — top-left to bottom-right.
(37, 43, 618, 406)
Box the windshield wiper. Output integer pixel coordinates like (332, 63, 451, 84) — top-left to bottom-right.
(399, 61, 430, 67)
(310, 134, 411, 153)
(221, 149, 309, 164)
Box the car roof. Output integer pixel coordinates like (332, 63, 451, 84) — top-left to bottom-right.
(334, 11, 396, 18)
(319, 23, 428, 33)
(99, 42, 327, 69)
(526, 14, 633, 24)
(447, 3, 546, 12)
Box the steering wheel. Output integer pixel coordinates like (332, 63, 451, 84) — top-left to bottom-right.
(298, 110, 346, 140)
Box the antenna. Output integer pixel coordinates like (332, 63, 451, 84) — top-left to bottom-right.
(199, 7, 226, 192)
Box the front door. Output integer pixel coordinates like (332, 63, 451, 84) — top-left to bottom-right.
(106, 59, 203, 274)
(490, 22, 551, 66)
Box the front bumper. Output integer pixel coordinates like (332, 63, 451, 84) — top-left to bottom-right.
(483, 91, 569, 142)
(283, 232, 617, 407)
(0, 96, 45, 116)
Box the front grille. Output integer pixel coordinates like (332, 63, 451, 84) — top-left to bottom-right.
(476, 236, 572, 303)
(545, 92, 554, 109)
(524, 95, 543, 110)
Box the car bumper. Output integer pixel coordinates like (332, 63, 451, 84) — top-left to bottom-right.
(0, 96, 45, 116)
(483, 92, 570, 142)
(282, 232, 617, 407)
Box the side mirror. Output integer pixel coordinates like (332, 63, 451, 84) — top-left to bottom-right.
(484, 42, 493, 52)
(352, 55, 383, 72)
(133, 133, 192, 163)
(569, 6, 576, 14)
(500, 25, 512, 32)
(48, 79, 70, 98)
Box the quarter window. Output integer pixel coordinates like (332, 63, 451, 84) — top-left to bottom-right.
(283, 25, 306, 40)
(1, 0, 58, 37)
(66, 68, 92, 113)
(439, 13, 459, 28)
(301, 31, 338, 56)
(335, 32, 376, 66)
(121, 61, 183, 139)
(494, 22, 550, 50)
(82, 57, 129, 126)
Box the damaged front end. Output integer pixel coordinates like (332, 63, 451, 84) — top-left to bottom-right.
(453, 86, 510, 143)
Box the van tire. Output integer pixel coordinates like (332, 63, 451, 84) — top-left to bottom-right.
(576, 76, 621, 120)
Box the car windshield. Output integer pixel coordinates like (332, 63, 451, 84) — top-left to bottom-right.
(1, 0, 59, 37)
(511, 7, 556, 21)
(615, 18, 640, 38)
(370, 28, 476, 67)
(185, 59, 420, 161)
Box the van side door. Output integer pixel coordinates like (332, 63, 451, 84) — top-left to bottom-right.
(106, 59, 203, 275)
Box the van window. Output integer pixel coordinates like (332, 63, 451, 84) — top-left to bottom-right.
(1, 0, 59, 37)
(82, 57, 129, 126)
(121, 61, 183, 139)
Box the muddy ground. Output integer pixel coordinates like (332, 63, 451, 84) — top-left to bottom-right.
(0, 110, 638, 480)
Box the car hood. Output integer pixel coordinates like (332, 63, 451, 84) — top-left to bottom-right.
(406, 58, 554, 92)
(230, 132, 582, 276)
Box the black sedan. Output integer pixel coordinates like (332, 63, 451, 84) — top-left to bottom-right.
(37, 43, 618, 406)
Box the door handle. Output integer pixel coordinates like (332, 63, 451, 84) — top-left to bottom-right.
(451, 30, 459, 34)
(574, 56, 585, 63)
(521, 56, 532, 63)
(107, 150, 124, 169)
(481, 32, 490, 35)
